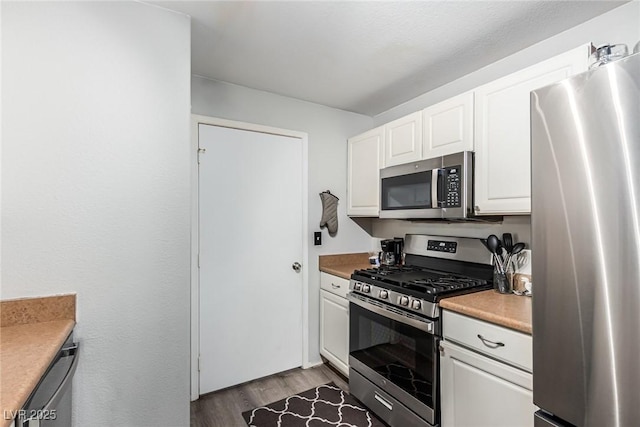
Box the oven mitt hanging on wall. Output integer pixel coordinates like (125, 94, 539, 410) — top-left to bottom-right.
(319, 190, 339, 237)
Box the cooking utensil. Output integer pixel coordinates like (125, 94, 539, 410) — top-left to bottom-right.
(502, 233, 513, 254)
(486, 234, 505, 273)
(511, 242, 525, 256)
(514, 251, 528, 270)
(505, 242, 526, 271)
(497, 240, 506, 258)
(487, 234, 500, 253)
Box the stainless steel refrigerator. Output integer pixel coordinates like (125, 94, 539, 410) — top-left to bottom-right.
(531, 52, 639, 426)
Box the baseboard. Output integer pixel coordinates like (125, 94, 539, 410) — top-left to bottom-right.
(303, 359, 325, 369)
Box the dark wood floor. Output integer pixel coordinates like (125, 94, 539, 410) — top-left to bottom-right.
(190, 363, 349, 427)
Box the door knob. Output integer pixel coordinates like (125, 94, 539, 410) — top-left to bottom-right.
(292, 262, 302, 272)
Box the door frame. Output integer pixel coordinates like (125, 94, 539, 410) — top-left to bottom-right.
(190, 115, 310, 401)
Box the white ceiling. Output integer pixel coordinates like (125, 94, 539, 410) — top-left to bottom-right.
(152, 1, 624, 116)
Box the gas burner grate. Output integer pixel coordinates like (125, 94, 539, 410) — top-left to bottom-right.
(406, 276, 488, 295)
(359, 265, 420, 277)
(351, 262, 492, 301)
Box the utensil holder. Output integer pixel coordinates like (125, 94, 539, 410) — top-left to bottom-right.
(494, 268, 512, 294)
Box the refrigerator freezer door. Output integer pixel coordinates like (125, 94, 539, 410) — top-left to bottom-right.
(531, 53, 640, 426)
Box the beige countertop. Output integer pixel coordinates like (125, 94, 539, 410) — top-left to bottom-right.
(319, 252, 371, 280)
(0, 295, 76, 427)
(440, 290, 532, 334)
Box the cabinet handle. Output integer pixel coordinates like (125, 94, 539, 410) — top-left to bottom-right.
(331, 283, 341, 289)
(477, 334, 505, 348)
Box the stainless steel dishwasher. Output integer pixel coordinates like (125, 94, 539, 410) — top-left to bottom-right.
(16, 332, 79, 427)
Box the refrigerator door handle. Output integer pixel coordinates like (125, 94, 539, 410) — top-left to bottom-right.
(477, 334, 505, 348)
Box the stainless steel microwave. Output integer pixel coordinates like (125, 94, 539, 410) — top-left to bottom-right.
(380, 151, 473, 219)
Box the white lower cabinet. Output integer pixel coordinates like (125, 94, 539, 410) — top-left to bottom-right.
(319, 273, 349, 376)
(441, 311, 536, 427)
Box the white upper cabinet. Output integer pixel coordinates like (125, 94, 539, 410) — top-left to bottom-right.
(422, 92, 474, 159)
(383, 111, 423, 167)
(347, 126, 384, 216)
(474, 45, 590, 215)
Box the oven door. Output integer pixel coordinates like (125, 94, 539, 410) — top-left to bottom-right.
(348, 293, 439, 426)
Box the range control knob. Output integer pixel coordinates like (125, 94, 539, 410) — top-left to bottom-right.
(399, 296, 409, 306)
(362, 284, 371, 293)
(379, 290, 389, 299)
(354, 283, 362, 291)
(411, 300, 422, 310)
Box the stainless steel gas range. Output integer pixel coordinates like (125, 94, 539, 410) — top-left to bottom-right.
(347, 234, 493, 427)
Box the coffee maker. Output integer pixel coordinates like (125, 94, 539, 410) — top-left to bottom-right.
(379, 238, 404, 266)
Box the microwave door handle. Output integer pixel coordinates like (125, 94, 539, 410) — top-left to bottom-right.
(431, 169, 439, 208)
(438, 168, 446, 207)
(432, 168, 445, 208)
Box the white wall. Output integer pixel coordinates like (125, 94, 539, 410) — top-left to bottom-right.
(191, 76, 374, 364)
(1, 2, 191, 426)
(371, 216, 532, 249)
(375, 1, 640, 125)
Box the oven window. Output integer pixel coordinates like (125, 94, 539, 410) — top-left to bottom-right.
(349, 302, 436, 407)
(381, 171, 432, 210)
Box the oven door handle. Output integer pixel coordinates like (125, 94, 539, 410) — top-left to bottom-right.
(374, 392, 393, 411)
(348, 293, 435, 335)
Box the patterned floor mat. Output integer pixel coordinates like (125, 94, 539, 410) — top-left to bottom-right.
(242, 382, 386, 427)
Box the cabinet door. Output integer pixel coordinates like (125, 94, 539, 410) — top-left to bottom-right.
(320, 289, 349, 376)
(347, 126, 383, 216)
(422, 92, 474, 159)
(384, 111, 423, 167)
(474, 45, 589, 215)
(443, 310, 532, 373)
(440, 340, 536, 427)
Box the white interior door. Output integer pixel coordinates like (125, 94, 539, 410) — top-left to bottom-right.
(198, 124, 303, 395)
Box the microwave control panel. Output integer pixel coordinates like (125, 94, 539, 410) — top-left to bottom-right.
(444, 166, 461, 207)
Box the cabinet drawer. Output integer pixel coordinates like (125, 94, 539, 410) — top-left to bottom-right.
(320, 272, 350, 299)
(443, 310, 532, 372)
